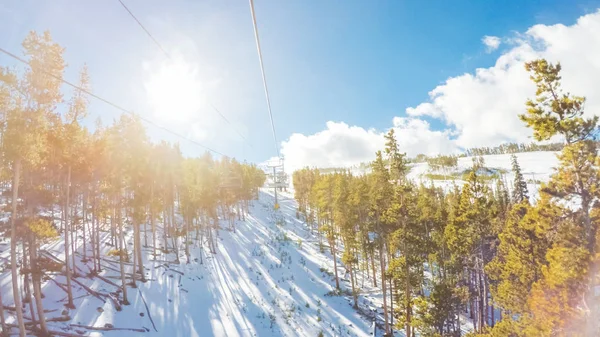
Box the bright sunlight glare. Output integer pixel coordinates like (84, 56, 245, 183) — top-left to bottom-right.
(144, 58, 205, 123)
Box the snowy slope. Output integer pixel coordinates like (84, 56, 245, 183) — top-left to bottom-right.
(407, 151, 558, 181)
(0, 192, 376, 337)
(408, 151, 559, 201)
(346, 151, 560, 200)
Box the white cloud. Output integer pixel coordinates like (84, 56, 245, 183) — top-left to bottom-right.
(280, 121, 384, 173)
(482, 35, 501, 52)
(279, 119, 458, 173)
(408, 9, 600, 149)
(277, 9, 600, 172)
(391, 117, 459, 156)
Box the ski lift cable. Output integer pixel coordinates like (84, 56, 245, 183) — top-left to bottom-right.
(117, 0, 252, 148)
(248, 0, 280, 158)
(0, 46, 229, 158)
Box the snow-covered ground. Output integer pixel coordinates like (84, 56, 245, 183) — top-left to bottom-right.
(407, 151, 558, 181)
(0, 191, 380, 337)
(410, 151, 559, 201)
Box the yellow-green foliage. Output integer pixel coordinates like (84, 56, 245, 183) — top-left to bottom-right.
(107, 249, 128, 260)
(483, 59, 600, 336)
(27, 218, 58, 240)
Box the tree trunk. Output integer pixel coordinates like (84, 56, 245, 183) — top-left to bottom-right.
(22, 241, 36, 326)
(457, 304, 461, 337)
(405, 239, 411, 337)
(195, 216, 200, 241)
(171, 203, 179, 263)
(64, 165, 75, 309)
(151, 193, 156, 260)
(370, 245, 377, 287)
(163, 210, 169, 253)
(96, 200, 102, 272)
(9, 159, 26, 336)
(331, 233, 340, 290)
(71, 196, 77, 275)
(210, 216, 218, 253)
(185, 215, 190, 264)
(110, 204, 116, 247)
(483, 271, 489, 327)
(0, 270, 5, 333)
(470, 297, 476, 332)
(91, 190, 97, 272)
(229, 204, 235, 233)
(199, 216, 204, 265)
(360, 247, 365, 288)
(117, 194, 129, 305)
(379, 239, 389, 335)
(131, 216, 138, 289)
(82, 190, 87, 260)
(144, 205, 148, 248)
(389, 271, 394, 331)
(135, 210, 144, 281)
(478, 268, 485, 331)
(30, 240, 48, 335)
(349, 254, 358, 309)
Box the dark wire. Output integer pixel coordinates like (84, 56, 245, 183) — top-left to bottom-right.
(117, 0, 172, 60)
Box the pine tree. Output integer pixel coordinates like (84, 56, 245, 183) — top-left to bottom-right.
(386, 186, 424, 337)
(318, 173, 340, 290)
(370, 150, 393, 335)
(449, 158, 496, 333)
(2, 31, 65, 335)
(519, 59, 600, 334)
(60, 64, 91, 309)
(486, 200, 549, 315)
(384, 129, 408, 183)
(520, 59, 598, 245)
(335, 172, 357, 298)
(510, 154, 529, 204)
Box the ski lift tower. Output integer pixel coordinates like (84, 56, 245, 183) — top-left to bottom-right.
(277, 155, 288, 192)
(267, 157, 286, 210)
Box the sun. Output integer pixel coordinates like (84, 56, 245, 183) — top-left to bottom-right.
(144, 59, 205, 123)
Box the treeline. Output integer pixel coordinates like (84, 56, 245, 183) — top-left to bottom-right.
(354, 142, 562, 170)
(425, 155, 458, 171)
(0, 31, 265, 336)
(293, 59, 599, 337)
(464, 142, 564, 157)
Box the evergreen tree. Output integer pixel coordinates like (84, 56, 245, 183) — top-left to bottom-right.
(370, 150, 393, 335)
(510, 154, 529, 204)
(2, 31, 65, 335)
(519, 59, 600, 335)
(486, 200, 549, 315)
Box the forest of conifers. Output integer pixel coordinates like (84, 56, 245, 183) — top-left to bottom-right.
(0, 31, 266, 336)
(292, 59, 600, 336)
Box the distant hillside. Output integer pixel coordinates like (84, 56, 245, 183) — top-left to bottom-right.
(408, 151, 559, 200)
(308, 151, 559, 201)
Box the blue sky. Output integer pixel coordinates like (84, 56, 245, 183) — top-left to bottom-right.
(1, 0, 600, 168)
